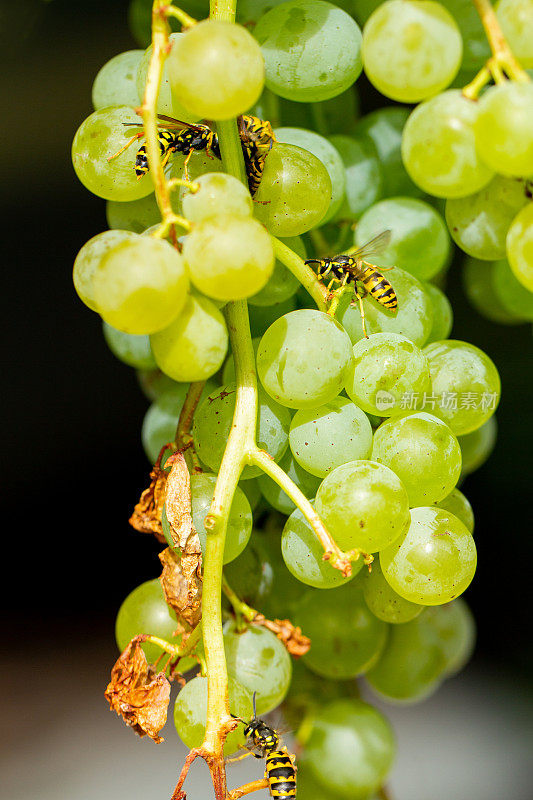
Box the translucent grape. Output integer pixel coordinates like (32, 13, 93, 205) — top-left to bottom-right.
(190, 474, 251, 564)
(362, 0, 462, 103)
(294, 582, 388, 678)
(249, 297, 297, 337)
(380, 506, 477, 605)
(102, 322, 156, 369)
(363, 558, 423, 624)
(92, 50, 143, 110)
(424, 283, 453, 344)
(150, 294, 228, 382)
(459, 416, 497, 477)
(257, 309, 353, 408)
(435, 488, 474, 533)
(289, 396, 373, 478)
(248, 236, 305, 307)
(258, 449, 321, 515)
(507, 203, 533, 293)
(493, 258, 533, 320)
(224, 621, 292, 714)
(72, 106, 154, 201)
(168, 21, 264, 120)
(253, 143, 332, 236)
(193, 383, 291, 478)
(402, 91, 494, 198)
(137, 33, 199, 120)
(463, 257, 524, 324)
(106, 193, 164, 233)
(73, 229, 136, 312)
(355, 197, 450, 281)
(254, 0, 363, 102)
(496, 0, 533, 68)
(315, 460, 410, 553)
(474, 83, 533, 177)
(422, 339, 500, 435)
(181, 173, 253, 223)
(328, 134, 383, 221)
(372, 412, 462, 507)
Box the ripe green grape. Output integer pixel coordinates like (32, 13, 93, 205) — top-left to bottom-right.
(294, 582, 388, 678)
(507, 203, 533, 293)
(493, 258, 533, 321)
(223, 538, 274, 607)
(193, 383, 291, 478)
(253, 143, 332, 236)
(282, 506, 359, 588)
(474, 83, 533, 177)
(424, 283, 453, 344)
(183, 214, 273, 301)
(92, 50, 143, 110)
(372, 412, 462, 507)
(72, 106, 154, 201)
(150, 294, 228, 382)
(93, 235, 189, 335)
(459, 416, 497, 477)
(73, 229, 136, 312)
(249, 297, 297, 337)
(190, 474, 251, 564)
(435, 488, 474, 533)
(224, 621, 292, 714)
(115, 578, 196, 671)
(257, 309, 353, 408)
(445, 176, 530, 259)
(254, 0, 363, 102)
(355, 197, 450, 281)
(380, 506, 477, 605)
(259, 530, 309, 619)
(248, 236, 305, 307)
(496, 0, 533, 68)
(137, 34, 199, 120)
(137, 368, 178, 402)
(328, 134, 384, 221)
(106, 193, 165, 233)
(102, 322, 156, 369)
(315, 460, 410, 553)
(274, 127, 346, 223)
(181, 173, 253, 223)
(174, 675, 252, 755)
(402, 91, 494, 198)
(363, 558, 423, 624)
(462, 257, 525, 324)
(304, 699, 395, 797)
(422, 339, 501, 435)
(168, 20, 264, 120)
(345, 332, 432, 417)
(296, 764, 353, 800)
(289, 396, 373, 478)
(258, 449, 321, 515)
(362, 0, 462, 103)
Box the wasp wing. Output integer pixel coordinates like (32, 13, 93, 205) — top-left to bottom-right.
(343, 229, 392, 260)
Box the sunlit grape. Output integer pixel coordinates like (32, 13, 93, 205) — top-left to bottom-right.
(92, 50, 143, 109)
(73, 229, 137, 312)
(435, 488, 474, 532)
(181, 173, 253, 223)
(496, 0, 533, 68)
(507, 203, 533, 293)
(475, 83, 533, 177)
(363, 558, 423, 623)
(424, 283, 453, 344)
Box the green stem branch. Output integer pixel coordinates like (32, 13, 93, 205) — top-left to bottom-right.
(271, 235, 329, 311)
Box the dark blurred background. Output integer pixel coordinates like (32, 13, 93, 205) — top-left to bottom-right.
(2, 1, 532, 798)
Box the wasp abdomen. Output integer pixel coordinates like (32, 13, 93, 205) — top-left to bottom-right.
(265, 749, 297, 798)
(360, 265, 397, 310)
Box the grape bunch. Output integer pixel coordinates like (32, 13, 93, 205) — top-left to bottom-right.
(73, 0, 531, 798)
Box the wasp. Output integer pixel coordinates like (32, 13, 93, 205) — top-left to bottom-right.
(305, 229, 397, 338)
(238, 115, 277, 196)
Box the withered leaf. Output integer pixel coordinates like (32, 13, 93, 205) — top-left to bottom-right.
(105, 638, 171, 743)
(253, 615, 311, 658)
(129, 444, 173, 541)
(159, 547, 202, 632)
(164, 451, 202, 555)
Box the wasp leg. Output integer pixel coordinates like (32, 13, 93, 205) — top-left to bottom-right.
(182, 148, 194, 181)
(326, 285, 348, 318)
(353, 289, 369, 339)
(107, 132, 144, 162)
(362, 260, 395, 272)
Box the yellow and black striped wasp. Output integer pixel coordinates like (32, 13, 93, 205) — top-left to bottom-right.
(238, 115, 276, 195)
(305, 229, 397, 339)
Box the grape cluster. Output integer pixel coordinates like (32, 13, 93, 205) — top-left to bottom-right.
(73, 0, 531, 797)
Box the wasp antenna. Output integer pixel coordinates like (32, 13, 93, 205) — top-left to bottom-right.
(252, 691, 257, 719)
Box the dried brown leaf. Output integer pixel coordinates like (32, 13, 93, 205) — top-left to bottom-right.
(253, 615, 311, 657)
(159, 547, 202, 632)
(164, 452, 202, 555)
(129, 444, 173, 541)
(105, 638, 171, 743)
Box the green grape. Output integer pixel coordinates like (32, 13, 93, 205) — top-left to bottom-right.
(102, 321, 156, 369)
(336, 266, 434, 347)
(497, 0, 533, 68)
(257, 309, 353, 408)
(297, 763, 353, 800)
(289, 396, 373, 478)
(115, 578, 196, 671)
(92, 50, 143, 110)
(93, 235, 189, 335)
(253, 143, 332, 236)
(372, 412, 462, 507)
(445, 176, 530, 259)
(459, 416, 497, 477)
(345, 332, 432, 417)
(355, 106, 421, 198)
(493, 258, 533, 320)
(363, 558, 423, 624)
(137, 368, 178, 402)
(150, 294, 228, 382)
(435, 488, 474, 533)
(190, 474, 251, 564)
(238, 478, 263, 513)
(249, 297, 298, 338)
(402, 91, 494, 198)
(424, 283, 453, 344)
(475, 83, 533, 177)
(193, 383, 291, 478)
(355, 197, 450, 281)
(137, 33, 199, 120)
(463, 257, 525, 324)
(223, 338, 261, 385)
(174, 675, 252, 755)
(73, 229, 137, 312)
(72, 106, 154, 202)
(441, 598, 476, 676)
(294, 582, 388, 678)
(259, 529, 309, 618)
(258, 449, 321, 515)
(168, 20, 264, 120)
(224, 621, 292, 714)
(315, 460, 410, 553)
(282, 506, 359, 588)
(182, 214, 274, 301)
(106, 193, 164, 233)
(274, 127, 345, 223)
(128, 0, 207, 47)
(507, 203, 533, 293)
(254, 0, 363, 102)
(422, 340, 501, 435)
(328, 134, 383, 221)
(223, 538, 274, 607)
(170, 146, 226, 194)
(237, 0, 295, 24)
(181, 173, 253, 223)
(362, 0, 462, 103)
(305, 698, 395, 797)
(248, 236, 305, 307)
(380, 506, 477, 605)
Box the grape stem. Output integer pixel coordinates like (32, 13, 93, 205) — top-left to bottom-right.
(227, 778, 269, 799)
(270, 235, 329, 311)
(222, 574, 257, 624)
(175, 381, 204, 471)
(144, 624, 202, 661)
